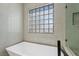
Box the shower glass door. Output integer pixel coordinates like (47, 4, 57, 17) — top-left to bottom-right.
(66, 3, 79, 55)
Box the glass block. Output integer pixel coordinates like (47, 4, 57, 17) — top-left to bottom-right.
(36, 8, 39, 12)
(44, 6, 48, 10)
(40, 7, 43, 11)
(36, 16, 39, 20)
(29, 10, 32, 14)
(49, 9, 53, 13)
(49, 14, 53, 18)
(49, 19, 53, 23)
(49, 4, 53, 9)
(33, 13, 35, 16)
(30, 20, 33, 24)
(29, 13, 32, 17)
(40, 11, 43, 15)
(33, 21, 35, 24)
(44, 15, 48, 19)
(40, 25, 44, 28)
(40, 16, 43, 19)
(32, 9, 35, 13)
(33, 30, 35, 32)
(29, 25, 32, 29)
(33, 25, 35, 29)
(49, 24, 53, 28)
(44, 10, 48, 14)
(44, 20, 48, 24)
(29, 4, 54, 33)
(40, 29, 43, 32)
(49, 28, 53, 32)
(30, 18, 33, 21)
(33, 17, 35, 20)
(36, 8, 39, 15)
(45, 25, 48, 28)
(36, 25, 39, 28)
(32, 27, 35, 30)
(40, 20, 43, 24)
(45, 29, 48, 32)
(36, 30, 39, 32)
(36, 21, 39, 24)
(36, 12, 39, 15)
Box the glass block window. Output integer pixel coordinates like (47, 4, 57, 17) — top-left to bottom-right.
(28, 4, 54, 33)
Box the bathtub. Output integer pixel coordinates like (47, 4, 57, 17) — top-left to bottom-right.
(6, 42, 64, 56)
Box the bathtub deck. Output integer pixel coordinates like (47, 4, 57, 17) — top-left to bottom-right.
(6, 42, 64, 56)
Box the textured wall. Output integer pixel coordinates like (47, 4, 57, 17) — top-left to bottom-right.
(0, 3, 24, 56)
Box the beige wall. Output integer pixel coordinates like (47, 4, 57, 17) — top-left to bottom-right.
(0, 3, 65, 56)
(24, 3, 65, 46)
(0, 3, 24, 56)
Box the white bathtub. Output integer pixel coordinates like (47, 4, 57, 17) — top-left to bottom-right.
(6, 42, 64, 56)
